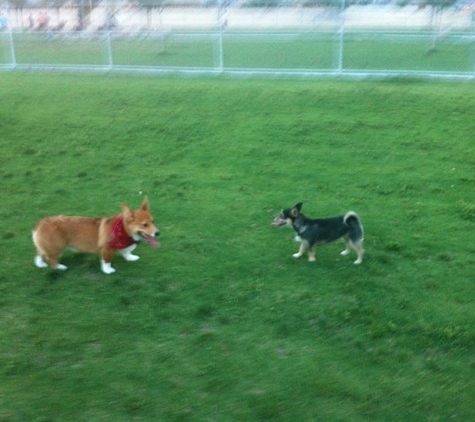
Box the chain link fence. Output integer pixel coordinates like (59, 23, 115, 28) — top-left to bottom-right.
(1, 0, 475, 79)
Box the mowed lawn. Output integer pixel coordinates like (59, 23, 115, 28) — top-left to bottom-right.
(1, 73, 475, 421)
(5, 30, 475, 72)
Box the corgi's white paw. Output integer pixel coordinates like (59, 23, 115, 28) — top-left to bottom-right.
(102, 266, 116, 274)
(34, 256, 48, 268)
(55, 264, 68, 270)
(340, 249, 350, 256)
(292, 253, 302, 259)
(101, 260, 116, 274)
(294, 235, 302, 242)
(354, 259, 363, 265)
(120, 245, 139, 261)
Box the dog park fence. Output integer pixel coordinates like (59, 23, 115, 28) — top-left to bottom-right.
(1, 0, 475, 80)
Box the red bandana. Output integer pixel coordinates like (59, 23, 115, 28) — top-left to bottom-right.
(109, 216, 140, 249)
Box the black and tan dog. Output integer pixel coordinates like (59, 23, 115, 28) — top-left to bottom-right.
(271, 202, 364, 264)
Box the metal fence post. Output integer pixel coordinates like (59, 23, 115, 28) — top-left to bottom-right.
(472, 11, 475, 75)
(337, 0, 345, 74)
(105, 0, 113, 68)
(217, 0, 224, 72)
(106, 30, 113, 68)
(6, 1, 16, 68)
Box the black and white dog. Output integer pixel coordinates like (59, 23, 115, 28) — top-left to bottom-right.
(271, 202, 364, 264)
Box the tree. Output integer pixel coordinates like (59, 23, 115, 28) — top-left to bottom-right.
(425, 0, 457, 50)
(72, 0, 101, 29)
(137, 0, 168, 30)
(8, 0, 29, 29)
(136, 0, 169, 53)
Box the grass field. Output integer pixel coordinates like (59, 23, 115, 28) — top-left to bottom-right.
(1, 73, 475, 421)
(3, 30, 475, 73)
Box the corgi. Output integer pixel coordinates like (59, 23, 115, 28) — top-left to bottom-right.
(32, 197, 160, 274)
(271, 202, 364, 264)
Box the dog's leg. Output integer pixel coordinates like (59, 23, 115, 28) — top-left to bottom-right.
(341, 237, 364, 265)
(33, 238, 68, 270)
(119, 244, 140, 261)
(340, 236, 351, 256)
(34, 255, 49, 268)
(352, 242, 364, 265)
(340, 245, 351, 256)
(308, 245, 316, 262)
(101, 249, 116, 274)
(101, 260, 116, 274)
(35, 254, 67, 270)
(293, 241, 308, 259)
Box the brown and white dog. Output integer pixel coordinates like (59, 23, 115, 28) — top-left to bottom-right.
(32, 197, 160, 274)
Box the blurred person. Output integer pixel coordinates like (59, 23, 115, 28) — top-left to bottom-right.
(37, 13, 50, 31)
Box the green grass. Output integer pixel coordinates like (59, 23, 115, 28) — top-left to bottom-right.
(3, 31, 475, 72)
(1, 74, 475, 421)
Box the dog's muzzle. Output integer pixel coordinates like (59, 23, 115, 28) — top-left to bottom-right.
(139, 230, 161, 248)
(271, 214, 287, 227)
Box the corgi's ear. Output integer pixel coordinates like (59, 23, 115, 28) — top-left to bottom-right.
(295, 202, 303, 211)
(140, 196, 149, 211)
(121, 203, 134, 218)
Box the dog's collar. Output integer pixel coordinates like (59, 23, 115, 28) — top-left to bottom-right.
(109, 216, 140, 249)
(294, 224, 308, 236)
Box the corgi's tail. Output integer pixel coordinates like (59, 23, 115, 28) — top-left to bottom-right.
(344, 211, 364, 243)
(32, 227, 43, 255)
(32, 227, 43, 266)
(32, 227, 39, 248)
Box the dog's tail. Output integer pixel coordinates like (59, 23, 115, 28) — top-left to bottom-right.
(344, 211, 364, 243)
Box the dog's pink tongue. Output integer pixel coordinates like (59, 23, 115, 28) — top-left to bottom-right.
(144, 235, 160, 248)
